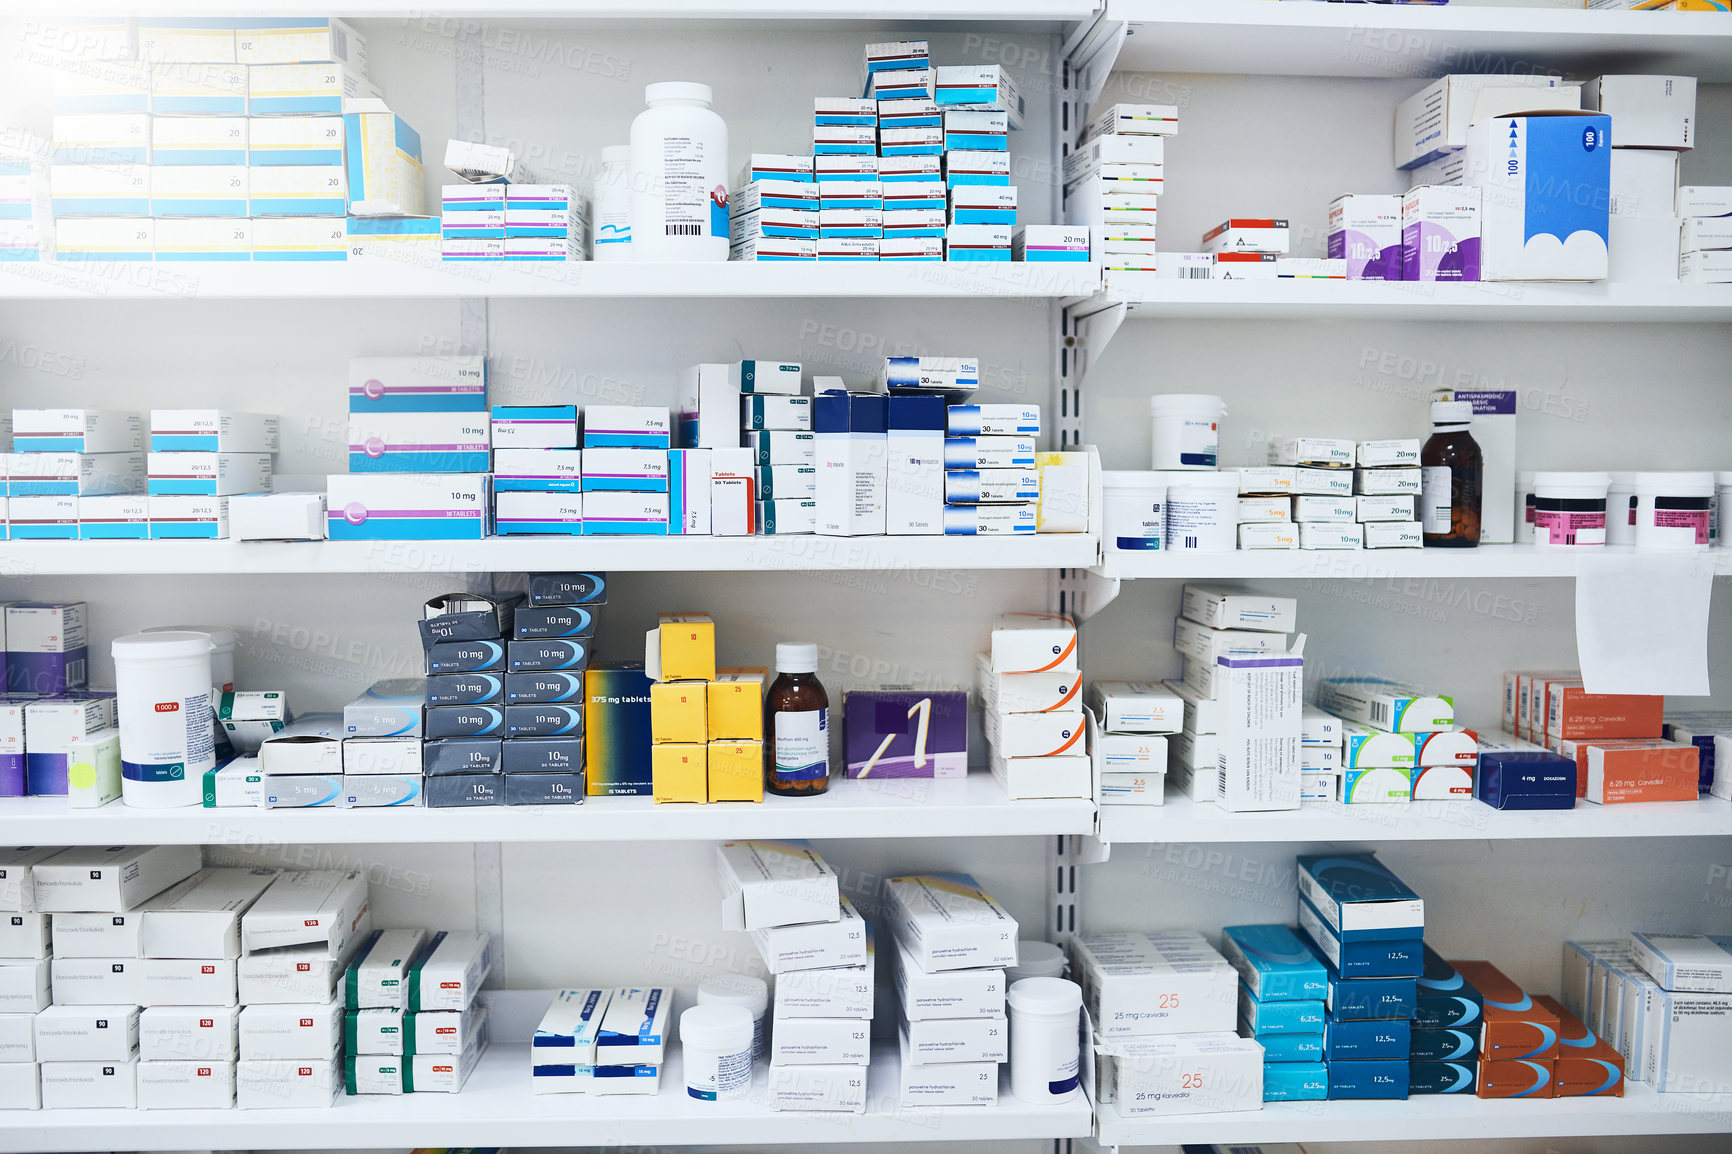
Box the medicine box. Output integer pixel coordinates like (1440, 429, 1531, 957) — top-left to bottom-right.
(707, 669, 766, 741)
(238, 1000, 342, 1061)
(1072, 930, 1238, 1037)
(716, 839, 839, 931)
(989, 613, 1078, 675)
(1477, 750, 1577, 810)
(777, 939, 875, 1019)
(347, 356, 486, 412)
(1087, 681, 1183, 733)
(843, 689, 967, 778)
(1628, 932, 1732, 994)
(240, 869, 370, 958)
(900, 1012, 1007, 1065)
(236, 1054, 340, 1108)
(1297, 853, 1423, 942)
(236, 945, 343, 1005)
(1221, 923, 1328, 1002)
(896, 1029, 998, 1107)
(1453, 960, 1559, 1060)
(40, 1058, 137, 1109)
(754, 895, 870, 975)
(1394, 74, 1578, 169)
(33, 845, 200, 913)
(1467, 111, 1610, 281)
(140, 867, 280, 959)
(326, 474, 490, 541)
(1180, 586, 1295, 633)
(883, 874, 1017, 972)
(1238, 987, 1323, 1034)
(892, 936, 1004, 1020)
(1299, 900, 1422, 977)
(409, 932, 490, 1012)
(140, 1004, 239, 1061)
(1098, 1033, 1262, 1116)
(771, 1015, 872, 1066)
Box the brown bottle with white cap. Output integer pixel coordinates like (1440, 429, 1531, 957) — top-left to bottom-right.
(765, 642, 829, 797)
(1421, 400, 1482, 547)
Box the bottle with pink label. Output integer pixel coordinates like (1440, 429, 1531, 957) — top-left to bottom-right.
(1531, 472, 1609, 549)
(1633, 472, 1715, 552)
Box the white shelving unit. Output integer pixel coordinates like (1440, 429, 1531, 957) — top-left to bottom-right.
(3, 2, 1730, 1152)
(0, 776, 1097, 846)
(12, 1043, 1094, 1153)
(1090, 1085, 1732, 1149)
(1097, 791, 1732, 847)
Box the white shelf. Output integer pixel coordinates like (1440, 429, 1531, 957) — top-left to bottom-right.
(0, 260, 1102, 302)
(1092, 543, 1732, 582)
(38, 0, 1096, 19)
(9, 1042, 1092, 1152)
(1093, 1083, 1732, 1148)
(0, 533, 1099, 576)
(1097, 790, 1732, 846)
(1071, 281, 1732, 323)
(0, 774, 1096, 846)
(1104, 0, 1732, 81)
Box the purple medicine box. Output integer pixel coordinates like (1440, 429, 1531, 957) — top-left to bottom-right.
(844, 689, 967, 778)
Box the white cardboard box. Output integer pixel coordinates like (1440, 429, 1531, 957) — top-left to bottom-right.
(769, 1015, 872, 1066)
(896, 1026, 998, 1107)
(236, 1055, 340, 1108)
(139, 958, 238, 1006)
(1217, 650, 1304, 813)
(0, 1015, 33, 1063)
(0, 914, 50, 961)
(409, 931, 491, 1012)
(1394, 74, 1578, 169)
(775, 949, 875, 1019)
(32, 1005, 138, 1062)
(715, 840, 839, 931)
(238, 1001, 343, 1061)
(1072, 930, 1239, 1038)
(1099, 1033, 1262, 1116)
(0, 1061, 37, 1109)
(346, 928, 427, 1010)
(892, 936, 1005, 1020)
(1583, 75, 1696, 150)
(0, 848, 62, 913)
(240, 869, 370, 959)
(32, 845, 201, 913)
(139, 1005, 238, 1061)
(47, 957, 134, 1006)
(900, 1013, 1008, 1065)
(40, 1058, 136, 1108)
(141, 867, 281, 959)
(883, 874, 1018, 972)
(753, 895, 870, 974)
(767, 1062, 868, 1112)
(236, 945, 343, 1004)
(136, 1058, 235, 1109)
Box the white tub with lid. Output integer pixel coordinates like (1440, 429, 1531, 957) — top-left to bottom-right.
(1165, 474, 1237, 553)
(1531, 472, 1609, 549)
(1149, 394, 1226, 470)
(1633, 471, 1714, 552)
(1101, 471, 1166, 553)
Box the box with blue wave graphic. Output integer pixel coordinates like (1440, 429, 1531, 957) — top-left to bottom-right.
(1296, 852, 1424, 942)
(1466, 111, 1610, 281)
(1415, 945, 1483, 1031)
(1222, 924, 1328, 1001)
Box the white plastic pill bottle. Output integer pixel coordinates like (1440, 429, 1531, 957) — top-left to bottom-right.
(1101, 471, 1166, 553)
(1633, 471, 1714, 552)
(697, 974, 769, 1062)
(1165, 478, 1238, 552)
(1149, 394, 1226, 470)
(144, 623, 237, 692)
(112, 631, 215, 808)
(594, 144, 633, 261)
(631, 82, 729, 261)
(1008, 976, 1082, 1105)
(1006, 940, 1067, 984)
(680, 1003, 754, 1102)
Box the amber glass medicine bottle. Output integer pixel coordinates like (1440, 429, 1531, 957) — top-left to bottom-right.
(767, 642, 829, 796)
(1421, 400, 1482, 547)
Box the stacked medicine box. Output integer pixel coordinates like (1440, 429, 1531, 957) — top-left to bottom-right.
(1294, 852, 1423, 1102)
(1505, 670, 1695, 805)
(9, 410, 145, 543)
(1084, 680, 1178, 807)
(1678, 185, 1732, 284)
(814, 391, 887, 537)
(1566, 932, 1724, 1096)
(1265, 436, 1363, 551)
(2, 602, 109, 799)
(731, 154, 817, 261)
(943, 402, 1041, 536)
(928, 49, 1022, 262)
(1076, 929, 1254, 1116)
(331, 356, 491, 542)
(581, 405, 672, 535)
(884, 873, 1014, 1108)
(1661, 707, 1732, 799)
(0, 144, 46, 262)
(1318, 676, 1474, 805)
(530, 986, 668, 1095)
(678, 360, 808, 535)
(142, 408, 280, 542)
(1170, 585, 1299, 808)
(1354, 438, 1423, 550)
(342, 929, 491, 1094)
(1066, 102, 1173, 291)
(742, 367, 815, 535)
(490, 404, 580, 536)
(716, 841, 871, 1113)
(234, 869, 371, 1107)
(646, 613, 769, 804)
(982, 614, 1090, 800)
(815, 96, 881, 262)
(1589, 75, 1697, 284)
(442, 173, 589, 263)
(1222, 923, 1329, 1102)
(858, 41, 918, 261)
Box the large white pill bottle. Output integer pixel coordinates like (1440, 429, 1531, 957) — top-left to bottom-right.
(630, 82, 729, 261)
(112, 632, 214, 808)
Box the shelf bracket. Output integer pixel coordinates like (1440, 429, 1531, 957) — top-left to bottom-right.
(1063, 13, 1128, 133)
(1076, 568, 1121, 622)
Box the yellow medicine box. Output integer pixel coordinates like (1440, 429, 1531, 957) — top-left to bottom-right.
(648, 613, 717, 682)
(650, 680, 709, 744)
(708, 667, 768, 741)
(652, 743, 708, 804)
(708, 740, 764, 803)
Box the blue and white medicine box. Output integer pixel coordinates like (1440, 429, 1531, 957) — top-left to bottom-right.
(1327, 1058, 1410, 1100)
(533, 987, 610, 1088)
(347, 412, 490, 473)
(1221, 923, 1329, 1002)
(491, 406, 578, 450)
(1324, 1016, 1411, 1061)
(248, 63, 377, 116)
(1296, 852, 1424, 942)
(348, 355, 487, 414)
(1321, 962, 1419, 1022)
(1467, 111, 1611, 282)
(325, 473, 490, 541)
(1263, 1062, 1328, 1102)
(1254, 1031, 1323, 1063)
(1475, 749, 1576, 811)
(345, 111, 424, 217)
(248, 118, 344, 166)
(1238, 986, 1324, 1035)
(1415, 945, 1484, 1031)
(1298, 897, 1424, 978)
(582, 407, 671, 451)
(1410, 1026, 1478, 1062)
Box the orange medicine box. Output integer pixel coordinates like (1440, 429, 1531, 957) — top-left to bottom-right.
(1476, 1058, 1555, 1099)
(1582, 740, 1699, 804)
(646, 613, 717, 682)
(651, 743, 707, 803)
(1452, 961, 1559, 1061)
(650, 680, 708, 744)
(1534, 995, 1624, 1097)
(707, 739, 763, 803)
(1544, 683, 1663, 741)
(708, 667, 767, 741)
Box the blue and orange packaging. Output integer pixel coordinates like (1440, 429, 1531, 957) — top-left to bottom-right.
(1415, 945, 1483, 1031)
(1239, 986, 1324, 1034)
(1263, 1061, 1328, 1101)
(1475, 750, 1575, 810)
(1410, 1026, 1478, 1062)
(1325, 1016, 1411, 1061)
(584, 662, 652, 796)
(1295, 852, 1424, 942)
(1451, 960, 1558, 1061)
(1536, 994, 1624, 1098)
(1476, 1058, 1553, 1099)
(1326, 1058, 1410, 1100)
(1221, 923, 1329, 1001)
(1298, 896, 1423, 977)
(1410, 1059, 1477, 1095)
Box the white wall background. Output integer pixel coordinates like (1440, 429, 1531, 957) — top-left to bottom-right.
(1, 16, 1729, 1153)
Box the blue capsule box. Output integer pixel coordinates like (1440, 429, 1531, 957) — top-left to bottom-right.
(1263, 1061, 1328, 1102)
(1222, 923, 1329, 1001)
(1415, 945, 1484, 1031)
(1327, 1058, 1410, 1100)
(1239, 986, 1324, 1034)
(1410, 1026, 1478, 1062)
(1325, 1016, 1411, 1061)
(1410, 1059, 1477, 1095)
(1298, 897, 1424, 978)
(1296, 853, 1424, 942)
